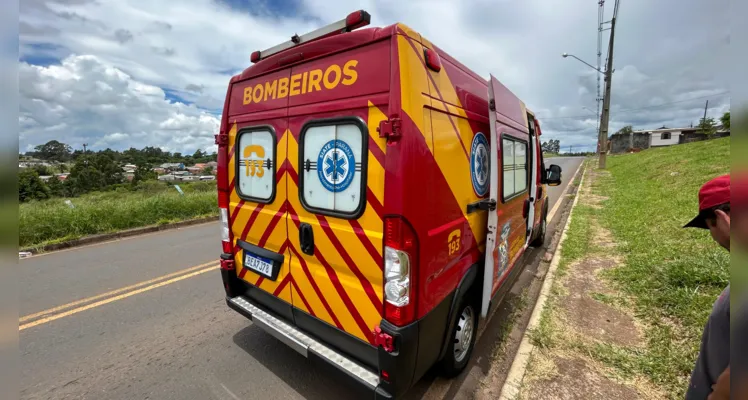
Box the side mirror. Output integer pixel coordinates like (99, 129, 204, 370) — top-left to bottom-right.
(546, 164, 562, 186)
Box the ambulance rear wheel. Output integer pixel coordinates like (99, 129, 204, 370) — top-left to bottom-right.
(439, 298, 478, 377)
(530, 209, 547, 247)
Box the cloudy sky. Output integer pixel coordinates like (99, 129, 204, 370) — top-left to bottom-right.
(18, 0, 730, 155)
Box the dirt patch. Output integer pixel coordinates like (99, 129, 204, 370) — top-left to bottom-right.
(523, 356, 640, 400)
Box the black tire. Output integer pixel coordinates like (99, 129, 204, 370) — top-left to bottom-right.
(438, 296, 479, 377)
(530, 208, 547, 247)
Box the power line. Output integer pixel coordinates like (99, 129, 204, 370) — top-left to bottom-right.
(539, 91, 731, 120)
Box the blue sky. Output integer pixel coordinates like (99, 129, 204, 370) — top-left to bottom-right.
(18, 0, 730, 154)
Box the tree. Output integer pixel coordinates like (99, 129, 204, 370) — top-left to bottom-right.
(720, 111, 730, 130)
(30, 164, 53, 176)
(19, 169, 51, 202)
(697, 117, 717, 136)
(201, 166, 214, 175)
(132, 160, 157, 184)
(34, 140, 72, 162)
(66, 153, 123, 195)
(46, 176, 69, 197)
(614, 125, 633, 135)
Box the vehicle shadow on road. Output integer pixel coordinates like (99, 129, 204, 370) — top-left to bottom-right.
(232, 325, 363, 399)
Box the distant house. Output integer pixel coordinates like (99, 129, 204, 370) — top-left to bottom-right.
(611, 126, 731, 154)
(206, 161, 218, 168)
(152, 167, 166, 175)
(38, 175, 53, 182)
(193, 163, 207, 169)
(158, 174, 177, 181)
(199, 175, 216, 181)
(159, 162, 185, 170)
(186, 166, 202, 174)
(644, 127, 682, 148)
(55, 173, 69, 181)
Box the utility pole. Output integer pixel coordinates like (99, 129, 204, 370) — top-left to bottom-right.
(82, 143, 88, 153)
(702, 100, 709, 122)
(597, 0, 620, 169)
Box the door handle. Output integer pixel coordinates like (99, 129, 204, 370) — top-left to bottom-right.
(299, 223, 315, 256)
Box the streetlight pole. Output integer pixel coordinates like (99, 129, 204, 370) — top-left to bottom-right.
(562, 3, 619, 169)
(597, 12, 617, 169)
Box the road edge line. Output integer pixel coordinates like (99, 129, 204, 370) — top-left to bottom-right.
(498, 161, 587, 400)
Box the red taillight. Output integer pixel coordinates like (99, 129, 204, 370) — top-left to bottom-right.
(383, 216, 418, 326)
(250, 51, 261, 63)
(345, 10, 371, 30)
(424, 48, 441, 72)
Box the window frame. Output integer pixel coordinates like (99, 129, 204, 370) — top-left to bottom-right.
(234, 125, 278, 204)
(500, 132, 529, 203)
(661, 132, 671, 140)
(298, 116, 369, 220)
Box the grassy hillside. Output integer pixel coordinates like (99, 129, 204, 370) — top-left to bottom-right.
(599, 137, 730, 395)
(20, 181, 218, 249)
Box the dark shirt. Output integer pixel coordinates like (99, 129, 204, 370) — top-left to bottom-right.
(686, 285, 730, 399)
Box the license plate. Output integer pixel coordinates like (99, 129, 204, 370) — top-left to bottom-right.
(243, 252, 275, 278)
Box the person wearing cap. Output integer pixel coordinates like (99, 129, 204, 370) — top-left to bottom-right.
(684, 174, 730, 400)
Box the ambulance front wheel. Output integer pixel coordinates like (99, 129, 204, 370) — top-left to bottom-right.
(438, 297, 478, 377)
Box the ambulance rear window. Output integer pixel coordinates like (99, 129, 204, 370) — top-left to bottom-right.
(502, 136, 528, 201)
(299, 118, 367, 218)
(236, 127, 276, 203)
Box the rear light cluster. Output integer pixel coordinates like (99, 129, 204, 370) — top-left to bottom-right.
(216, 132, 233, 255)
(383, 216, 418, 326)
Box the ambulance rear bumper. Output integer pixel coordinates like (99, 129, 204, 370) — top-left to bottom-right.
(227, 295, 393, 397)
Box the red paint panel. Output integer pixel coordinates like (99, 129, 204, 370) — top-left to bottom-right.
(383, 111, 477, 318)
(228, 69, 291, 116)
(287, 40, 390, 108)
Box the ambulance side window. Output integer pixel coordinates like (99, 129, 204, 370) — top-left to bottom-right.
(236, 128, 276, 203)
(501, 135, 528, 201)
(299, 118, 367, 218)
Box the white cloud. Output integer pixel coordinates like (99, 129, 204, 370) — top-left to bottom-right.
(19, 55, 219, 154)
(19, 0, 730, 153)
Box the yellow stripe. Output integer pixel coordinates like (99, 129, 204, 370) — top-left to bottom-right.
(288, 220, 366, 339)
(399, 35, 488, 243)
(366, 101, 388, 159)
(20, 261, 217, 323)
(20, 265, 218, 330)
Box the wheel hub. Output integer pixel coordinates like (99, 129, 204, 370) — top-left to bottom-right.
(454, 305, 474, 362)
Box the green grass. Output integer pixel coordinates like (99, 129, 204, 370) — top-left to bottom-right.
(20, 181, 218, 248)
(595, 137, 730, 396)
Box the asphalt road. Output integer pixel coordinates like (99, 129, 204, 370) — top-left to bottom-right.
(19, 157, 583, 400)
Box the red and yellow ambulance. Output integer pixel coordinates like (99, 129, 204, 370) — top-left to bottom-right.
(215, 10, 562, 398)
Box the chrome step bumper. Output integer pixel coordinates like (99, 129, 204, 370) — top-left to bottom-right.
(227, 296, 380, 390)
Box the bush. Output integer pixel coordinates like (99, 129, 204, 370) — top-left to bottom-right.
(19, 169, 51, 202)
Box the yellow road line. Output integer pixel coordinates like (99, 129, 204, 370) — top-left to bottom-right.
(20, 260, 217, 323)
(20, 263, 219, 330)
